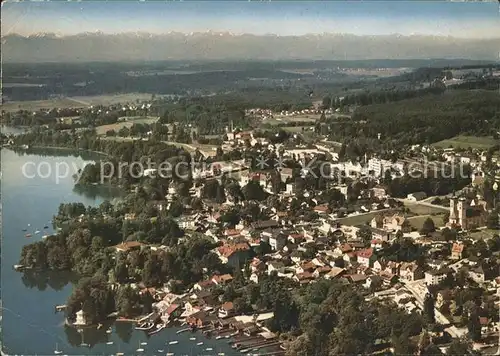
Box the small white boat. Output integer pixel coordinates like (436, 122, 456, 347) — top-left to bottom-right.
(106, 342, 113, 345)
(189, 337, 196, 341)
(218, 353, 225, 356)
(166, 353, 174, 356)
(216, 335, 223, 340)
(116, 353, 124, 356)
(34, 230, 41, 234)
(135, 322, 154, 331)
(148, 324, 165, 335)
(80, 343, 89, 347)
(196, 342, 204, 346)
(157, 350, 164, 353)
(54, 343, 62, 355)
(136, 342, 144, 352)
(140, 342, 148, 346)
(106, 328, 112, 334)
(206, 348, 213, 351)
(169, 341, 178, 345)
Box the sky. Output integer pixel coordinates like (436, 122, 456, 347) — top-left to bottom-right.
(2, 1, 499, 38)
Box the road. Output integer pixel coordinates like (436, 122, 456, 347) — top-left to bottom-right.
(402, 280, 468, 338)
(396, 198, 449, 212)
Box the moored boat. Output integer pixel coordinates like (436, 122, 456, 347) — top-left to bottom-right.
(135, 322, 154, 331)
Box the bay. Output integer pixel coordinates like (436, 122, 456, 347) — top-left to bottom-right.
(1, 148, 238, 355)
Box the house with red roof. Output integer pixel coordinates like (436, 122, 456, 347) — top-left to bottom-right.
(218, 301, 235, 318)
(217, 242, 251, 268)
(166, 304, 182, 319)
(357, 248, 377, 268)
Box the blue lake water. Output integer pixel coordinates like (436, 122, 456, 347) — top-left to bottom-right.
(1, 148, 239, 356)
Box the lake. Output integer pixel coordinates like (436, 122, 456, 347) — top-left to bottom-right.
(1, 148, 238, 355)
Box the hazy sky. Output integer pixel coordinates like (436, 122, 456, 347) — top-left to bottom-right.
(2, 1, 499, 38)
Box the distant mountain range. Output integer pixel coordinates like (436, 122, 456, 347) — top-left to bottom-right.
(2, 32, 500, 63)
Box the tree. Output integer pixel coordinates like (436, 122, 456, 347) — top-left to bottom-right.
(486, 212, 499, 229)
(423, 293, 435, 325)
(441, 227, 457, 242)
(467, 310, 482, 342)
(420, 218, 436, 236)
(448, 338, 471, 355)
(356, 225, 373, 245)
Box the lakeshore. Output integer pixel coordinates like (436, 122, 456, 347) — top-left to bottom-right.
(1, 148, 238, 355)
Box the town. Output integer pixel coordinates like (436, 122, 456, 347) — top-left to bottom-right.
(5, 70, 500, 355)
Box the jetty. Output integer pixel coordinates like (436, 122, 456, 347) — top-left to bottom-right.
(55, 305, 67, 312)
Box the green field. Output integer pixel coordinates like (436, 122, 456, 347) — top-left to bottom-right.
(407, 215, 445, 230)
(96, 117, 159, 135)
(337, 209, 396, 226)
(262, 115, 320, 126)
(468, 229, 499, 241)
(404, 203, 448, 215)
(2, 93, 155, 112)
(432, 136, 498, 150)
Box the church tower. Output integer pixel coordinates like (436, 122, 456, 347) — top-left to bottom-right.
(449, 196, 457, 224)
(457, 197, 467, 229)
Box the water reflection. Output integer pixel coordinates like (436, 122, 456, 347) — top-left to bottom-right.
(115, 322, 133, 344)
(64, 324, 113, 348)
(10, 146, 106, 161)
(73, 184, 123, 201)
(21, 270, 79, 291)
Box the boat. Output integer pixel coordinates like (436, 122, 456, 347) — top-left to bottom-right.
(13, 264, 25, 271)
(136, 342, 145, 352)
(54, 343, 62, 355)
(34, 230, 41, 234)
(218, 353, 225, 356)
(169, 341, 178, 345)
(25, 233, 32, 238)
(225, 335, 230, 338)
(42, 235, 49, 239)
(157, 350, 164, 353)
(189, 337, 196, 341)
(116, 353, 124, 356)
(106, 328, 112, 334)
(206, 348, 213, 351)
(80, 342, 89, 347)
(216, 335, 223, 340)
(140, 342, 148, 346)
(22, 228, 27, 232)
(166, 353, 174, 356)
(28, 223, 31, 226)
(44, 225, 49, 229)
(148, 324, 165, 335)
(106, 342, 113, 345)
(196, 342, 204, 346)
(135, 322, 154, 331)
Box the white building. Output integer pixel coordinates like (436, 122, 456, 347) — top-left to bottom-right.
(424, 268, 450, 285)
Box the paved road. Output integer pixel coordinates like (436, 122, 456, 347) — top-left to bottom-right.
(396, 198, 449, 212)
(402, 280, 465, 337)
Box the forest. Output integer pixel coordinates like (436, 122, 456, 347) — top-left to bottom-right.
(326, 90, 500, 146)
